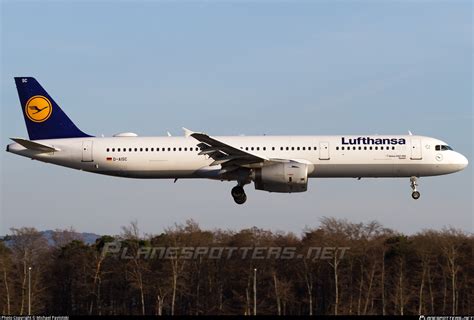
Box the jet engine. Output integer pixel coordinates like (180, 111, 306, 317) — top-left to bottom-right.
(253, 162, 308, 193)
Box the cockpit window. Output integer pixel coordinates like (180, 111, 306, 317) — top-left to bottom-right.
(435, 145, 453, 151)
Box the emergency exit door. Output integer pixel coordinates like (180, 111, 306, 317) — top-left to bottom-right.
(319, 142, 330, 160)
(410, 139, 422, 160)
(82, 140, 93, 162)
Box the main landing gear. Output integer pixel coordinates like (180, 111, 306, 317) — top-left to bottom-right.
(231, 185, 247, 205)
(410, 176, 421, 200)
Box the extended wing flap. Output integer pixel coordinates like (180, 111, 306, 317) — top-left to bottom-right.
(10, 137, 59, 153)
(191, 132, 268, 160)
(186, 129, 277, 177)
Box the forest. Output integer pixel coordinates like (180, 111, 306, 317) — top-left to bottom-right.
(0, 218, 472, 315)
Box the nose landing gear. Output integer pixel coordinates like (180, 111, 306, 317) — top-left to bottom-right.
(410, 176, 420, 200)
(231, 185, 247, 205)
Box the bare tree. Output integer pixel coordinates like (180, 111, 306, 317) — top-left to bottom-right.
(438, 227, 465, 315)
(0, 242, 12, 314)
(9, 228, 49, 314)
(121, 221, 148, 315)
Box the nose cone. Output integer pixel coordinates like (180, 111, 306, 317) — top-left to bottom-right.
(458, 153, 468, 170)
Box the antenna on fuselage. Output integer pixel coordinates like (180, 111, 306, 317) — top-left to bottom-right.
(408, 130, 413, 136)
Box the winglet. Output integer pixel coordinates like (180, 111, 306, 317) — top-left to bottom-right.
(182, 127, 194, 138)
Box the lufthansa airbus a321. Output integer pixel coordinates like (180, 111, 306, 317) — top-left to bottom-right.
(6, 77, 468, 204)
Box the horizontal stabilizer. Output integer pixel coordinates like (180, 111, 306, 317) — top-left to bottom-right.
(10, 137, 59, 152)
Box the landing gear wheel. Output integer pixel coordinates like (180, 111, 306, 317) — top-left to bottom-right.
(231, 186, 245, 198)
(410, 176, 420, 200)
(412, 191, 421, 200)
(231, 186, 247, 204)
(234, 194, 247, 205)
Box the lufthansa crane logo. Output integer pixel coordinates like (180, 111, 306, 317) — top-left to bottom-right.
(25, 95, 52, 122)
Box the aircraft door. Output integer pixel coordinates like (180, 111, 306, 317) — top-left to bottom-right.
(82, 140, 93, 162)
(410, 139, 422, 160)
(319, 142, 330, 160)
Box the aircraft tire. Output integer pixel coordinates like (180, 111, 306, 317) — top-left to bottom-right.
(412, 191, 421, 200)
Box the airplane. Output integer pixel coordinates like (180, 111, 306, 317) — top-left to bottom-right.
(6, 77, 469, 204)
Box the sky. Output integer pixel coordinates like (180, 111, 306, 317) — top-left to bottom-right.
(1, 1, 472, 237)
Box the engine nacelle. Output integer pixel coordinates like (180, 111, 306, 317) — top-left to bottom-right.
(253, 162, 308, 193)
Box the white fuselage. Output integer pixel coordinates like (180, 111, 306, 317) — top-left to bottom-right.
(7, 134, 468, 180)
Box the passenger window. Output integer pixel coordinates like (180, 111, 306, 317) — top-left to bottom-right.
(251, 147, 254, 151)
(145, 148, 148, 152)
(341, 146, 344, 151)
(106, 148, 110, 152)
(246, 147, 249, 150)
(134, 148, 137, 152)
(286, 147, 289, 151)
(118, 148, 121, 152)
(358, 146, 361, 150)
(314, 147, 317, 150)
(272, 147, 275, 151)
(179, 147, 182, 151)
(263, 147, 266, 151)
(353, 147, 356, 150)
(168, 148, 171, 151)
(256, 147, 260, 151)
(129, 148, 132, 152)
(280, 147, 283, 151)
(369, 146, 373, 150)
(173, 148, 176, 151)
(364, 146, 367, 150)
(291, 147, 294, 151)
(308, 147, 311, 150)
(302, 147, 306, 151)
(375, 147, 378, 150)
(392, 146, 395, 150)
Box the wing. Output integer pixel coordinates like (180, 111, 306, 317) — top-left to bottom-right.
(183, 128, 269, 173)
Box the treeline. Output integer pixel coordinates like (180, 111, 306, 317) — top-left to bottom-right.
(0, 218, 472, 315)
